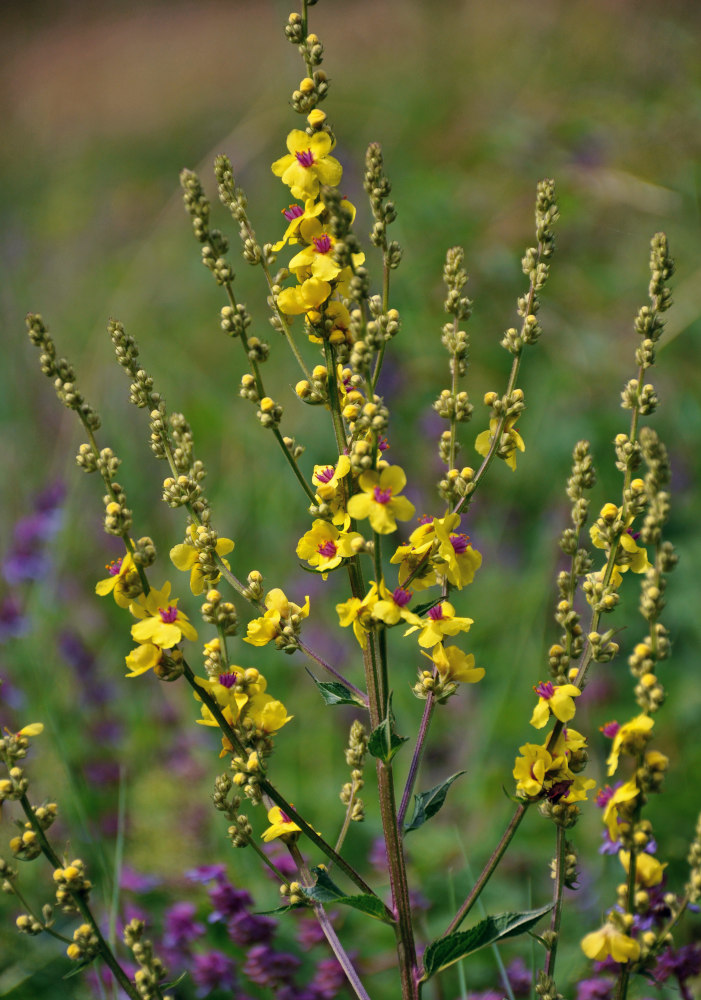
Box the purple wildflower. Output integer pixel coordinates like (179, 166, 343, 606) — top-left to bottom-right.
(162, 901, 205, 951)
(192, 949, 236, 997)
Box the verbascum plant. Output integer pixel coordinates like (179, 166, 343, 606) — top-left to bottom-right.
(6, 2, 699, 999)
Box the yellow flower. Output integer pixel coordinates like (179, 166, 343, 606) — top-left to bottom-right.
(602, 778, 640, 840)
(432, 513, 482, 589)
(170, 525, 234, 595)
(277, 276, 332, 316)
(590, 506, 650, 587)
(261, 805, 301, 844)
(312, 455, 351, 502)
(271, 198, 325, 251)
(129, 582, 198, 647)
(247, 694, 293, 734)
(403, 601, 473, 648)
(96, 548, 140, 608)
(390, 518, 439, 591)
(296, 520, 362, 576)
(475, 416, 525, 471)
(347, 465, 415, 534)
(581, 921, 640, 963)
(618, 850, 666, 887)
(125, 642, 162, 678)
(371, 580, 422, 627)
(422, 642, 484, 685)
(193, 670, 251, 726)
(244, 589, 310, 647)
(513, 744, 556, 798)
(529, 681, 581, 729)
(271, 130, 342, 200)
(605, 714, 654, 776)
(17, 723, 44, 737)
(336, 584, 379, 649)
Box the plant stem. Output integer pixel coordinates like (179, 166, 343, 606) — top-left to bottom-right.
(544, 825, 566, 978)
(397, 691, 436, 830)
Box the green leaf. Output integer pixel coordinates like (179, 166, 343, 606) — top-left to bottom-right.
(306, 671, 364, 706)
(368, 693, 408, 763)
(306, 867, 394, 924)
(420, 903, 553, 981)
(404, 771, 466, 833)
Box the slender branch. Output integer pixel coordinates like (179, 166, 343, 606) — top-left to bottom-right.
(443, 802, 529, 936)
(397, 691, 436, 830)
(544, 825, 566, 978)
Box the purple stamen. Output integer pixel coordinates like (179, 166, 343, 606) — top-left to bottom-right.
(428, 605, 444, 621)
(295, 149, 315, 168)
(282, 204, 304, 221)
(317, 540, 338, 558)
(373, 486, 392, 505)
(595, 785, 616, 808)
(601, 720, 620, 739)
(313, 234, 332, 254)
(159, 606, 179, 624)
(418, 514, 433, 525)
(450, 534, 469, 554)
(535, 681, 555, 700)
(218, 672, 238, 689)
(279, 809, 292, 824)
(316, 466, 335, 484)
(392, 587, 412, 607)
(107, 558, 123, 577)
(627, 527, 641, 541)
(378, 436, 390, 452)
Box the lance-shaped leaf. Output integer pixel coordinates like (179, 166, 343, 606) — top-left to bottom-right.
(404, 771, 466, 833)
(420, 903, 553, 981)
(368, 693, 408, 764)
(305, 867, 394, 924)
(306, 671, 364, 706)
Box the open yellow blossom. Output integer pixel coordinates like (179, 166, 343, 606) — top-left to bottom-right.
(193, 670, 251, 726)
(347, 465, 415, 534)
(513, 744, 556, 798)
(296, 520, 362, 576)
(271, 198, 325, 251)
(529, 681, 581, 729)
(421, 642, 484, 685)
(271, 130, 342, 200)
(602, 778, 640, 840)
(432, 513, 482, 589)
(475, 416, 525, 471)
(244, 589, 310, 647)
(247, 694, 293, 734)
(129, 582, 198, 647)
(590, 507, 651, 587)
(96, 549, 140, 608)
(336, 584, 378, 649)
(312, 455, 351, 502)
(605, 713, 654, 776)
(390, 519, 439, 591)
(170, 525, 234, 595)
(125, 642, 162, 678)
(404, 601, 473, 648)
(277, 276, 332, 316)
(371, 580, 422, 628)
(619, 850, 666, 887)
(261, 805, 301, 844)
(581, 921, 640, 963)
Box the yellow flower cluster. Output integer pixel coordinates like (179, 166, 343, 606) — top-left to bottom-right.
(272, 119, 362, 344)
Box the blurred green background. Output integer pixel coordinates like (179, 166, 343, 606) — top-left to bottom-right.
(1, 0, 700, 997)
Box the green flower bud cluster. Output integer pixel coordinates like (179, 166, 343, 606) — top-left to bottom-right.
(162, 474, 202, 508)
(257, 395, 283, 429)
(25, 315, 101, 429)
(200, 588, 238, 636)
(433, 389, 473, 423)
(437, 467, 475, 506)
(686, 812, 701, 903)
(539, 798, 580, 830)
(242, 570, 264, 602)
(587, 629, 620, 664)
(53, 859, 92, 912)
(220, 302, 251, 339)
(364, 143, 401, 266)
(550, 839, 579, 889)
(66, 923, 99, 963)
(124, 919, 167, 1000)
